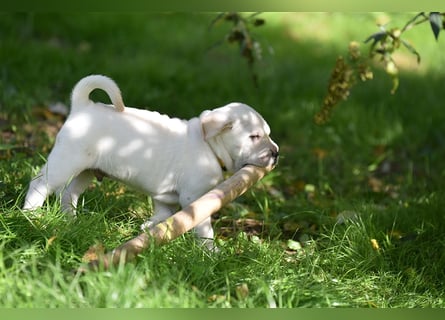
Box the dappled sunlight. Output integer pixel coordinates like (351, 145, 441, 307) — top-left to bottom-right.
(64, 112, 92, 139)
(118, 139, 144, 157)
(96, 136, 116, 154)
(263, 12, 445, 75)
(21, 74, 279, 255)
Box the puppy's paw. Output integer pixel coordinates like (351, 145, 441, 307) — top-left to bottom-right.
(199, 237, 220, 253)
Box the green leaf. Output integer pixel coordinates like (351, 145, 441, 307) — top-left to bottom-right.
(390, 74, 399, 95)
(208, 12, 226, 29)
(253, 18, 265, 27)
(429, 12, 443, 40)
(401, 39, 421, 64)
(364, 31, 387, 45)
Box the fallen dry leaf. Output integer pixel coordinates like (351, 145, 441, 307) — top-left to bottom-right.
(82, 243, 106, 263)
(312, 147, 328, 160)
(370, 238, 380, 250)
(235, 283, 249, 299)
(47, 236, 57, 246)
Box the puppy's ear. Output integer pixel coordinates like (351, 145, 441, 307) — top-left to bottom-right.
(200, 109, 233, 140)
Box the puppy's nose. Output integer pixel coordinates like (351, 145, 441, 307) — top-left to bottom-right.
(272, 142, 279, 153)
(271, 150, 279, 166)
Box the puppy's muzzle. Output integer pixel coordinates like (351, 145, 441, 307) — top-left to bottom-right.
(271, 149, 279, 166)
(260, 146, 279, 169)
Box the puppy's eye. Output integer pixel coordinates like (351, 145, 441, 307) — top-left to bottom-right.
(249, 134, 261, 141)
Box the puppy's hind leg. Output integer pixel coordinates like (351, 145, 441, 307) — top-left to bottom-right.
(60, 170, 95, 214)
(23, 163, 53, 210)
(24, 146, 91, 212)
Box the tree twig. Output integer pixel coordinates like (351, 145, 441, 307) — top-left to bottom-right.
(79, 164, 272, 272)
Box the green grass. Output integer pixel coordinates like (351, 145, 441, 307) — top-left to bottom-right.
(1, 12, 445, 307)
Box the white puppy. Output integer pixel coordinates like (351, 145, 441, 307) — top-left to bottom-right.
(23, 75, 279, 245)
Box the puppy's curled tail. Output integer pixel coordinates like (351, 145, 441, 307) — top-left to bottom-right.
(71, 74, 125, 112)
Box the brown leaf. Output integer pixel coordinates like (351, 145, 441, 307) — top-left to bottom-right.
(47, 236, 57, 246)
(207, 294, 227, 303)
(82, 243, 105, 263)
(235, 283, 249, 299)
(283, 221, 301, 232)
(312, 147, 328, 160)
(368, 176, 383, 192)
(370, 238, 380, 251)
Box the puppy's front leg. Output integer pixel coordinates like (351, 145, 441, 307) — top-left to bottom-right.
(194, 216, 217, 251)
(60, 170, 95, 214)
(179, 190, 217, 250)
(140, 200, 177, 231)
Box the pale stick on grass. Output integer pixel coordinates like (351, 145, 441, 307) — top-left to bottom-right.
(81, 164, 272, 271)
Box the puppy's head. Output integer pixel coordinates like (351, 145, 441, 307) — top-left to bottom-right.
(201, 102, 279, 172)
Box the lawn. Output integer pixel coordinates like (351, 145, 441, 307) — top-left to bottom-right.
(1, 12, 445, 307)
